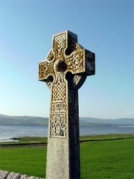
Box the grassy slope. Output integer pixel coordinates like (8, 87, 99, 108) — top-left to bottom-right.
(80, 138, 134, 179)
(0, 135, 134, 179)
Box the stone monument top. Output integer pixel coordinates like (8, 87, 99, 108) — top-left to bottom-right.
(39, 31, 95, 88)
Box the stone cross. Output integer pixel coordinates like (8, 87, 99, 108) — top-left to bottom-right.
(38, 31, 95, 179)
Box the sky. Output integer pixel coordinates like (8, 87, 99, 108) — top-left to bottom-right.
(0, 0, 133, 119)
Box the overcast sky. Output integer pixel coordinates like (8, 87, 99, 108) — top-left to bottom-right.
(0, 0, 133, 119)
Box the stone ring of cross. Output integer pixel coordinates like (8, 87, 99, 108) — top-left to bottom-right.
(39, 31, 95, 90)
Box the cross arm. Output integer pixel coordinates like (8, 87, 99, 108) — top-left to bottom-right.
(66, 44, 95, 76)
(38, 61, 54, 82)
(38, 50, 55, 82)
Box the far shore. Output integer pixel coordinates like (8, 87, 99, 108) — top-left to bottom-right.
(0, 134, 134, 148)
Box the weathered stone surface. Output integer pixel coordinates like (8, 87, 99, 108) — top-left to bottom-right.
(5, 172, 20, 179)
(0, 170, 9, 179)
(0, 171, 44, 179)
(19, 175, 30, 179)
(38, 31, 95, 179)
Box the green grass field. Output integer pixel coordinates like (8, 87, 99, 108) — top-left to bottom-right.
(0, 134, 134, 179)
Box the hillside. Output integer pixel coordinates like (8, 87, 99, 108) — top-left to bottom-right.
(0, 114, 48, 126)
(80, 117, 134, 126)
(0, 114, 134, 126)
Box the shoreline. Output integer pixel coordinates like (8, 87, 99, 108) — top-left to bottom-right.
(0, 134, 134, 148)
(1, 125, 134, 143)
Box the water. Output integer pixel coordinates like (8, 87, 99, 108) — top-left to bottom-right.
(80, 125, 134, 136)
(0, 125, 134, 142)
(0, 126, 47, 142)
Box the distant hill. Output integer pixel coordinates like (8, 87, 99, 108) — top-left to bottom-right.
(79, 117, 134, 126)
(0, 114, 134, 126)
(0, 114, 48, 126)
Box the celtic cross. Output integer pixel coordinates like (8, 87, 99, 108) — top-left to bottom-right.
(38, 31, 95, 179)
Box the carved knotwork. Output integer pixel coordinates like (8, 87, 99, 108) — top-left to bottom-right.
(39, 61, 54, 80)
(52, 74, 66, 101)
(49, 73, 67, 138)
(50, 113, 66, 137)
(53, 33, 66, 59)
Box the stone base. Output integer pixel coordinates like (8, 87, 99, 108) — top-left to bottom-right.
(0, 170, 44, 179)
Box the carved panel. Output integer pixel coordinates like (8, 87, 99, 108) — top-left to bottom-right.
(53, 33, 66, 59)
(51, 102, 67, 112)
(50, 73, 67, 138)
(66, 44, 85, 74)
(50, 113, 66, 137)
(52, 74, 66, 101)
(39, 61, 54, 80)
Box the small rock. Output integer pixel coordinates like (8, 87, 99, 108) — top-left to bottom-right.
(0, 170, 9, 179)
(6, 172, 20, 179)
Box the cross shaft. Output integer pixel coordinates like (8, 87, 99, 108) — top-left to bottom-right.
(38, 31, 95, 179)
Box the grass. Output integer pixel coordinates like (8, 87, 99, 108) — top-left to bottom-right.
(0, 134, 134, 179)
(80, 137, 134, 179)
(0, 137, 48, 145)
(0, 147, 46, 177)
